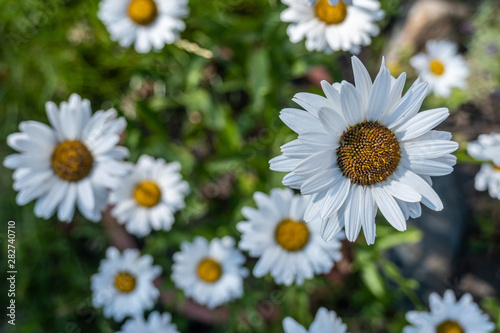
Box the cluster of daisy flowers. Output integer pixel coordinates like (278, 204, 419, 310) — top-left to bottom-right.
(3, 0, 498, 331)
(4, 55, 496, 331)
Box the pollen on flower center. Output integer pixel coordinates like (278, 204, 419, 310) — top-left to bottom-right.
(336, 121, 401, 186)
(436, 320, 464, 333)
(275, 218, 310, 252)
(51, 140, 94, 182)
(128, 0, 158, 26)
(429, 59, 445, 76)
(134, 181, 162, 207)
(197, 258, 222, 283)
(315, 0, 348, 25)
(114, 272, 137, 293)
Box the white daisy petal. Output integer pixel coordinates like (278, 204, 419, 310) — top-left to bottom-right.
(396, 108, 449, 141)
(117, 311, 179, 333)
(351, 56, 373, 105)
(283, 307, 348, 333)
(467, 133, 500, 199)
(371, 185, 406, 231)
(280, 108, 324, 134)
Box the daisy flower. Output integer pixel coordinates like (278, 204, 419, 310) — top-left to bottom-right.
(305, 0, 353, 6)
(283, 307, 347, 333)
(237, 188, 344, 286)
(280, 0, 384, 54)
(117, 311, 179, 333)
(403, 289, 494, 333)
(467, 133, 500, 199)
(171, 236, 248, 309)
(109, 154, 189, 237)
(270, 56, 458, 245)
(98, 0, 189, 53)
(4, 94, 129, 222)
(91, 247, 162, 321)
(410, 40, 469, 98)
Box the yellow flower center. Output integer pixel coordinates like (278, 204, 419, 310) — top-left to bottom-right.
(197, 258, 222, 283)
(133, 181, 162, 207)
(51, 140, 94, 182)
(436, 320, 464, 333)
(337, 121, 401, 186)
(128, 0, 158, 26)
(493, 164, 500, 171)
(429, 59, 445, 76)
(315, 0, 348, 25)
(114, 272, 137, 293)
(275, 218, 310, 252)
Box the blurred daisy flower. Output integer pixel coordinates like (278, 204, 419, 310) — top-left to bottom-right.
(467, 133, 500, 199)
(98, 0, 189, 53)
(270, 56, 458, 245)
(4, 94, 129, 222)
(237, 188, 344, 286)
(410, 40, 469, 98)
(403, 289, 494, 333)
(280, 0, 384, 54)
(117, 311, 179, 333)
(91, 247, 161, 321)
(171, 236, 248, 309)
(283, 307, 347, 333)
(109, 154, 189, 237)
(305, 0, 353, 5)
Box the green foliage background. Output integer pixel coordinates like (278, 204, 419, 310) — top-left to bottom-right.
(0, 0, 499, 332)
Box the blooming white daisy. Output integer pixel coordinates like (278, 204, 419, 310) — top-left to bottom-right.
(91, 247, 162, 321)
(270, 56, 458, 245)
(171, 236, 248, 309)
(467, 133, 500, 199)
(4, 94, 129, 222)
(237, 188, 344, 286)
(280, 0, 384, 54)
(403, 289, 495, 333)
(117, 311, 179, 333)
(283, 307, 347, 333)
(98, 0, 189, 53)
(410, 40, 469, 98)
(109, 154, 189, 237)
(305, 0, 353, 6)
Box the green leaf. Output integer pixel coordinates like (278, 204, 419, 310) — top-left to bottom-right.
(375, 227, 422, 251)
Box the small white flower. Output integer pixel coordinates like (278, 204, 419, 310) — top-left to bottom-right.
(4, 94, 129, 222)
(280, 0, 384, 54)
(467, 133, 500, 199)
(305, 0, 353, 6)
(410, 40, 469, 98)
(171, 236, 248, 309)
(91, 247, 162, 322)
(237, 188, 344, 286)
(403, 289, 494, 333)
(283, 307, 348, 333)
(98, 0, 189, 53)
(109, 154, 189, 237)
(270, 56, 458, 245)
(117, 311, 179, 333)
